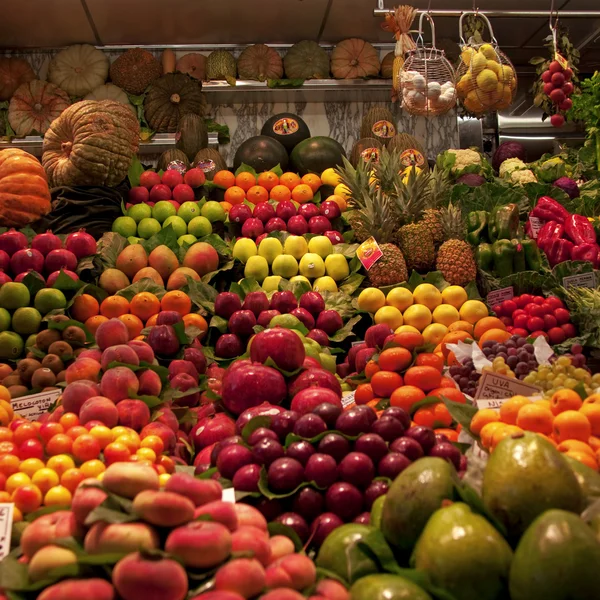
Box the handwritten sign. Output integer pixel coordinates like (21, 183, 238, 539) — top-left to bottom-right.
(12, 389, 61, 421)
(528, 217, 543, 239)
(563, 272, 596, 289)
(487, 287, 514, 307)
(0, 504, 14, 560)
(356, 237, 383, 271)
(221, 488, 236, 504)
(474, 371, 540, 401)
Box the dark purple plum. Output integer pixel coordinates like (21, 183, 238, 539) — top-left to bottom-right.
(304, 453, 337, 488)
(293, 413, 327, 438)
(364, 480, 389, 510)
(292, 488, 324, 522)
(381, 407, 411, 430)
(389, 436, 424, 461)
(216, 445, 255, 480)
(370, 416, 405, 442)
(255, 498, 285, 521)
(406, 425, 436, 454)
(286, 440, 316, 466)
(252, 438, 285, 466)
(353, 512, 371, 525)
(325, 482, 363, 521)
(378, 452, 411, 479)
(210, 435, 244, 466)
(435, 432, 450, 444)
(312, 402, 342, 428)
(310, 513, 343, 547)
(338, 452, 375, 488)
(429, 442, 462, 470)
(354, 433, 388, 464)
(274, 512, 309, 542)
(267, 457, 305, 493)
(318, 433, 351, 463)
(232, 464, 261, 491)
(356, 405, 377, 426)
(247, 427, 279, 445)
(271, 410, 300, 441)
(335, 408, 371, 437)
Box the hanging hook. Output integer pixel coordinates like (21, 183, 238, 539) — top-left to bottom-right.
(549, 0, 559, 31)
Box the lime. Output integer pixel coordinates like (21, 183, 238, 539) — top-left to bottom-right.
(0, 331, 24, 360)
(188, 216, 212, 238)
(112, 216, 137, 238)
(25, 334, 37, 349)
(137, 218, 162, 239)
(163, 215, 187, 238)
(178, 234, 197, 247)
(152, 201, 177, 223)
(0, 282, 30, 310)
(178, 201, 201, 223)
(34, 288, 67, 315)
(0, 308, 10, 332)
(201, 201, 226, 223)
(128, 203, 152, 223)
(12, 307, 42, 335)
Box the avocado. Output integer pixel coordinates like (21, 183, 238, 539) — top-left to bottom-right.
(509, 509, 600, 600)
(411, 502, 512, 600)
(482, 433, 583, 538)
(370, 494, 386, 529)
(350, 574, 432, 600)
(564, 454, 600, 502)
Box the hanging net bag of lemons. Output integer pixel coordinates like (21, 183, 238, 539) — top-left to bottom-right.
(456, 11, 517, 115)
(399, 12, 457, 116)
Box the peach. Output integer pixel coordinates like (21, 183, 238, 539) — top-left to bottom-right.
(61, 380, 100, 415)
(28, 544, 77, 581)
(99, 268, 130, 295)
(116, 245, 148, 280)
(167, 267, 200, 291)
(65, 358, 102, 385)
(132, 266, 164, 286)
(72, 482, 107, 525)
(101, 345, 140, 371)
(316, 579, 350, 600)
(165, 520, 231, 568)
(132, 490, 195, 527)
(141, 421, 176, 451)
(112, 552, 188, 600)
(164, 472, 222, 507)
(260, 591, 304, 600)
(169, 359, 199, 382)
(79, 396, 119, 428)
(265, 564, 293, 589)
(38, 579, 115, 600)
(148, 246, 179, 281)
(116, 399, 150, 431)
(234, 503, 268, 531)
(75, 349, 102, 362)
(194, 500, 238, 532)
(84, 521, 159, 554)
(215, 558, 266, 598)
(268, 535, 295, 564)
(103, 462, 159, 498)
(272, 554, 316, 591)
(154, 406, 178, 433)
(127, 340, 155, 363)
(138, 369, 162, 396)
(100, 366, 140, 402)
(96, 318, 129, 351)
(232, 526, 271, 566)
(183, 242, 219, 276)
(21, 510, 79, 558)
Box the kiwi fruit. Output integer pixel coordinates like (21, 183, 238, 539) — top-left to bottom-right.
(31, 368, 57, 389)
(47, 341, 73, 361)
(2, 375, 22, 387)
(41, 354, 64, 375)
(62, 326, 87, 345)
(16, 358, 42, 385)
(25, 351, 37, 360)
(8, 385, 28, 398)
(56, 370, 66, 383)
(36, 329, 62, 352)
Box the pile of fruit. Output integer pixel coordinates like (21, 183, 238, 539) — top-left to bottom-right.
(540, 59, 575, 128)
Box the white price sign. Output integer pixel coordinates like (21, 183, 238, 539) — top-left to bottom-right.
(563, 272, 596, 289)
(487, 287, 514, 307)
(12, 390, 61, 421)
(474, 371, 540, 401)
(0, 503, 14, 560)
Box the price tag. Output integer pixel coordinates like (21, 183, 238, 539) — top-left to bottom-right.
(0, 503, 14, 560)
(341, 391, 355, 409)
(476, 397, 509, 410)
(474, 371, 540, 401)
(555, 52, 569, 70)
(487, 287, 514, 307)
(12, 389, 61, 421)
(563, 272, 596, 289)
(356, 237, 383, 271)
(528, 217, 543, 239)
(221, 488, 236, 504)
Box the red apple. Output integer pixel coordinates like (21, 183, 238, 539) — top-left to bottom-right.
(250, 328, 306, 371)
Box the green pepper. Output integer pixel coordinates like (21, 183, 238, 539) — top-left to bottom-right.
(492, 240, 516, 278)
(466, 211, 489, 245)
(475, 243, 493, 271)
(512, 238, 526, 272)
(522, 238, 542, 271)
(492, 203, 520, 240)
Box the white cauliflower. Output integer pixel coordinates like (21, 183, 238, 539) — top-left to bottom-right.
(437, 148, 491, 179)
(510, 169, 537, 184)
(499, 157, 528, 179)
(445, 148, 482, 173)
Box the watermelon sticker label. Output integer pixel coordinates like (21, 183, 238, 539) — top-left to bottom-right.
(400, 149, 426, 168)
(360, 147, 380, 163)
(372, 120, 395, 139)
(357, 237, 383, 271)
(273, 118, 299, 136)
(196, 159, 216, 173)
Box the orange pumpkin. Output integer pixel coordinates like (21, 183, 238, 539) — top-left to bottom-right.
(0, 148, 51, 227)
(238, 44, 283, 81)
(0, 57, 35, 101)
(176, 53, 206, 81)
(331, 38, 380, 79)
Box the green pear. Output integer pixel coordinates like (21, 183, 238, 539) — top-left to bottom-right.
(324, 253, 350, 281)
(319, 352, 336, 373)
(308, 235, 333, 258)
(299, 253, 325, 278)
(412, 502, 513, 600)
(370, 494, 386, 529)
(262, 275, 282, 292)
(258, 237, 283, 265)
(284, 235, 308, 260)
(272, 255, 299, 278)
(244, 255, 269, 282)
(233, 238, 257, 264)
(350, 574, 432, 600)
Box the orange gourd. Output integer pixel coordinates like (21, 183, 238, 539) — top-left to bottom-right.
(0, 57, 35, 101)
(331, 38, 380, 79)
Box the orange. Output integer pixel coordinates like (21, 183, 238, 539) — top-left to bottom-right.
(220, 201, 232, 213)
(429, 387, 466, 404)
(161, 290, 192, 316)
(404, 366, 442, 392)
(270, 185, 292, 202)
(434, 428, 459, 442)
(355, 383, 375, 405)
(213, 170, 235, 189)
(550, 389, 583, 416)
(565, 449, 598, 471)
(118, 314, 144, 339)
(246, 185, 269, 205)
(470, 408, 500, 435)
(478, 328, 512, 345)
(389, 331, 424, 351)
(480, 421, 506, 448)
(182, 313, 208, 339)
(100, 295, 130, 319)
(130, 292, 161, 322)
(583, 393, 600, 406)
(146, 314, 159, 327)
(280, 172, 301, 191)
(291, 184, 314, 204)
(364, 360, 380, 380)
(441, 331, 472, 358)
(579, 403, 600, 436)
(85, 315, 108, 335)
(224, 186, 246, 206)
(499, 395, 532, 425)
(438, 376, 458, 389)
(515, 403, 554, 435)
(370, 371, 403, 397)
(378, 347, 413, 373)
(326, 195, 347, 212)
(588, 435, 600, 452)
(235, 172, 257, 191)
(447, 321, 474, 335)
(71, 294, 100, 322)
(490, 424, 523, 450)
(414, 353, 444, 372)
(446, 351, 460, 367)
(257, 171, 279, 191)
(301, 173, 322, 193)
(428, 403, 453, 427)
(59, 413, 79, 430)
(553, 410, 592, 443)
(413, 405, 437, 427)
(534, 399, 552, 411)
(60, 468, 86, 493)
(473, 316, 506, 340)
(390, 385, 426, 412)
(557, 439, 596, 459)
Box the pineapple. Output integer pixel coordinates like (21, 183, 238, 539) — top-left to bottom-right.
(436, 203, 477, 286)
(421, 165, 452, 245)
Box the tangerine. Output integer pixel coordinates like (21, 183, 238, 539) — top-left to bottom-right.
(71, 294, 100, 322)
(235, 172, 257, 192)
(478, 328, 512, 345)
(403, 366, 442, 392)
(280, 172, 301, 191)
(270, 185, 292, 202)
(470, 408, 500, 435)
(414, 353, 444, 372)
(146, 314, 159, 327)
(100, 295, 130, 319)
(429, 387, 466, 404)
(390, 385, 426, 412)
(213, 170, 235, 189)
(447, 321, 474, 335)
(434, 428, 459, 442)
(130, 292, 161, 321)
(301, 173, 322, 193)
(499, 395, 532, 425)
(246, 185, 269, 204)
(413, 405, 437, 427)
(326, 194, 347, 212)
(440, 331, 472, 358)
(378, 347, 413, 372)
(389, 331, 424, 351)
(291, 184, 314, 204)
(370, 371, 403, 397)
(553, 410, 591, 443)
(219, 201, 232, 213)
(579, 403, 600, 436)
(364, 360, 380, 380)
(355, 383, 375, 405)
(565, 449, 598, 471)
(257, 171, 279, 191)
(438, 376, 458, 389)
(515, 403, 554, 435)
(490, 424, 523, 450)
(556, 439, 596, 458)
(182, 313, 208, 338)
(550, 389, 583, 416)
(224, 186, 246, 206)
(84, 315, 109, 335)
(161, 290, 192, 316)
(118, 314, 144, 339)
(473, 316, 506, 339)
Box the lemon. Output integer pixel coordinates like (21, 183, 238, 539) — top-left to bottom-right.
(324, 254, 349, 282)
(395, 324, 420, 334)
(386, 287, 413, 312)
(422, 323, 448, 346)
(432, 304, 460, 327)
(486, 60, 500, 75)
(357, 288, 386, 313)
(375, 306, 403, 330)
(262, 276, 282, 292)
(476, 69, 498, 93)
(321, 168, 342, 187)
(441, 285, 468, 309)
(459, 300, 489, 324)
(401, 166, 422, 184)
(497, 64, 513, 83)
(470, 51, 488, 74)
(479, 43, 498, 61)
(290, 275, 310, 285)
(313, 276, 338, 293)
(402, 304, 432, 331)
(334, 183, 351, 200)
(413, 284, 442, 311)
(461, 47, 475, 65)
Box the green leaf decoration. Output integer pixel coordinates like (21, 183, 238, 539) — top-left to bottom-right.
(21, 271, 46, 298)
(139, 224, 179, 255)
(95, 231, 127, 271)
(270, 164, 284, 177)
(321, 290, 356, 320)
(409, 395, 443, 415)
(333, 243, 359, 259)
(329, 314, 362, 342)
(234, 163, 259, 178)
(209, 315, 229, 334)
(442, 397, 479, 439)
(116, 279, 166, 301)
(241, 415, 272, 443)
(277, 278, 312, 299)
(339, 273, 365, 295)
(128, 157, 146, 188)
(239, 278, 262, 297)
(51, 270, 84, 292)
(183, 278, 218, 314)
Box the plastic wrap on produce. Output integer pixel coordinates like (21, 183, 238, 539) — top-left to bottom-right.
(446, 340, 493, 372)
(533, 335, 554, 366)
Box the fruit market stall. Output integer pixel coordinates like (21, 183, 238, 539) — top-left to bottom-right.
(0, 2, 599, 600)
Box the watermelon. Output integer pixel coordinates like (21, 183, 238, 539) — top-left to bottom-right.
(261, 113, 311, 153)
(233, 135, 289, 172)
(290, 136, 347, 175)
